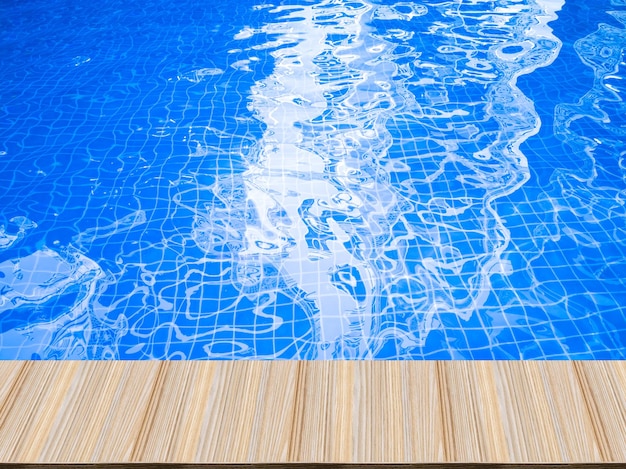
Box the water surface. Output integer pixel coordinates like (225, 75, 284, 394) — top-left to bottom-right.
(0, 0, 625, 358)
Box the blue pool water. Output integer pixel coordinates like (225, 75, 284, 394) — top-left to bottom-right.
(1, 0, 625, 359)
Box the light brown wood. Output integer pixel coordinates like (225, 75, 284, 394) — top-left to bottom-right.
(0, 361, 624, 464)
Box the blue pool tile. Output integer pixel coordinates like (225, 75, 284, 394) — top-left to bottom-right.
(1, 0, 625, 359)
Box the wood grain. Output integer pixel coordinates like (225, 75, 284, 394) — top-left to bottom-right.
(0, 361, 624, 464)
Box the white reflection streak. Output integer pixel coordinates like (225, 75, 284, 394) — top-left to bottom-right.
(241, 2, 375, 357)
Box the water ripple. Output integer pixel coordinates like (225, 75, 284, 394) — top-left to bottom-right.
(3, 0, 624, 359)
(189, 0, 565, 357)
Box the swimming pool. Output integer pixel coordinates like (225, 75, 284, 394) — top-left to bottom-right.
(1, 0, 625, 359)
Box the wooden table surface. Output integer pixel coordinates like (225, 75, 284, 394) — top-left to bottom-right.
(0, 361, 625, 465)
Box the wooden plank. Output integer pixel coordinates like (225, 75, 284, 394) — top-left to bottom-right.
(0, 361, 624, 464)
